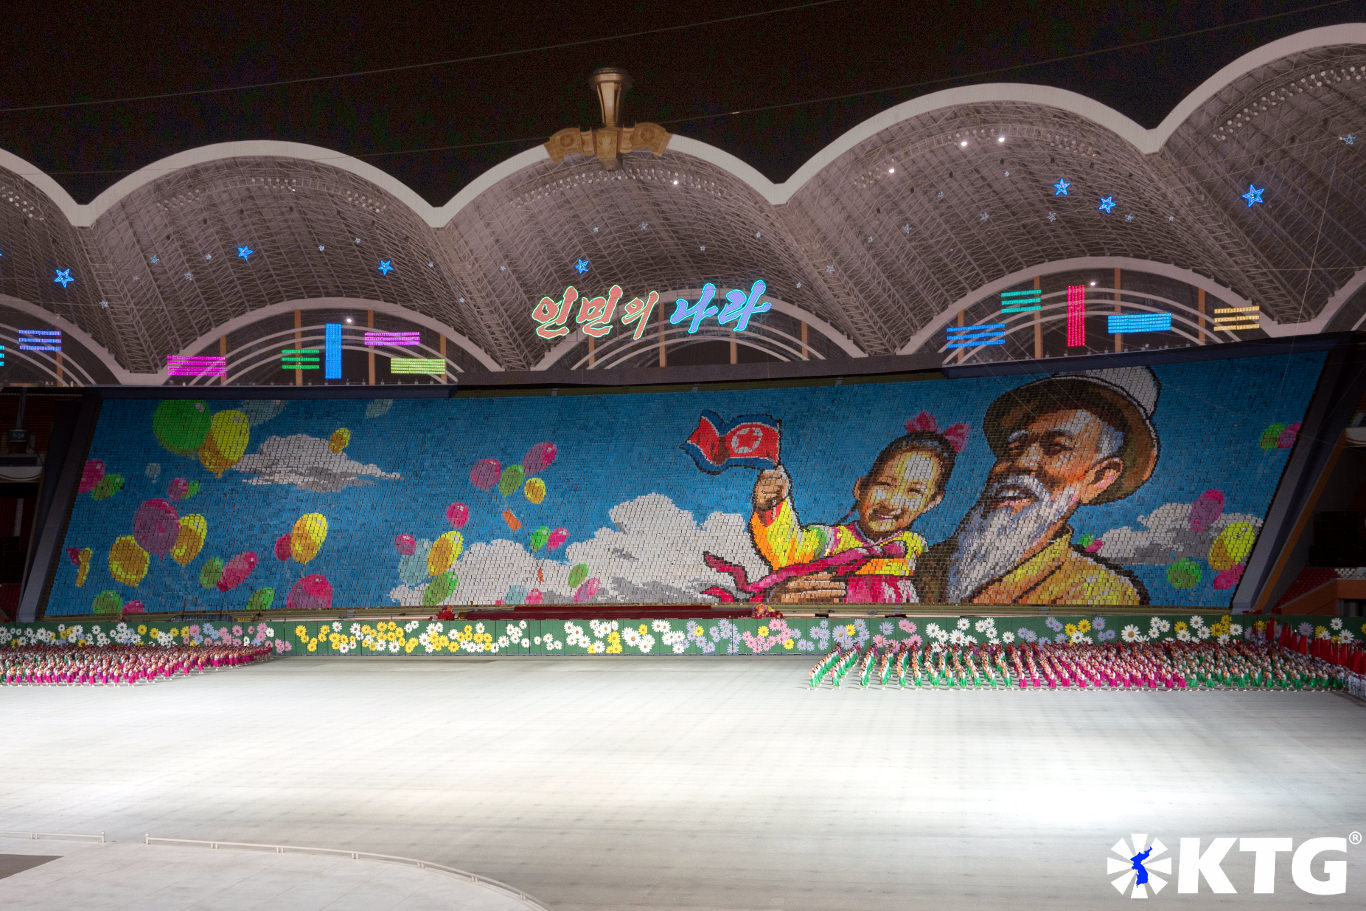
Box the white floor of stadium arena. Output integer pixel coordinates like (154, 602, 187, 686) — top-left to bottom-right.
(2, 656, 1365, 910)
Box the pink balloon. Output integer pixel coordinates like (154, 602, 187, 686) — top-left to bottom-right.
(286, 574, 333, 610)
(394, 533, 417, 555)
(274, 534, 292, 561)
(522, 442, 557, 475)
(168, 478, 189, 501)
(132, 498, 180, 556)
(445, 503, 469, 528)
(1277, 422, 1301, 449)
(123, 600, 146, 614)
(469, 459, 501, 490)
(572, 577, 600, 603)
(1213, 564, 1245, 591)
(217, 552, 258, 593)
(546, 527, 569, 551)
(525, 588, 543, 605)
(79, 460, 105, 494)
(1188, 490, 1225, 534)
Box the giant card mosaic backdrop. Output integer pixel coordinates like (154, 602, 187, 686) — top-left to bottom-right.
(46, 351, 1325, 615)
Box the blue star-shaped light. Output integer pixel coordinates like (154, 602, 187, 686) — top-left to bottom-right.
(377, 260, 394, 275)
(53, 268, 73, 287)
(1342, 134, 1356, 146)
(1242, 184, 1265, 207)
(237, 246, 254, 261)
(1053, 178, 1070, 196)
(573, 258, 590, 275)
(1125, 214, 1134, 222)
(149, 256, 159, 264)
(1098, 196, 1116, 214)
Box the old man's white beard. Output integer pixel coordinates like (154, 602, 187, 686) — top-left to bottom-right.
(944, 474, 1080, 602)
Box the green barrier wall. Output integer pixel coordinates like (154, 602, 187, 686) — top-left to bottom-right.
(2, 615, 1361, 657)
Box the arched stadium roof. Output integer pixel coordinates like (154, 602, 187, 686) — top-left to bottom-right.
(0, 24, 1362, 379)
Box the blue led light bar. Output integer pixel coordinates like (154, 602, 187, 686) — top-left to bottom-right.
(18, 329, 62, 352)
(1000, 289, 1042, 313)
(1107, 313, 1172, 334)
(325, 323, 342, 379)
(946, 323, 1006, 349)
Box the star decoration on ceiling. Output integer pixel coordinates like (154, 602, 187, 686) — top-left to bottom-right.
(237, 246, 254, 261)
(184, 272, 194, 281)
(902, 224, 911, 233)
(1054, 178, 1070, 196)
(377, 260, 394, 275)
(825, 265, 835, 273)
(1098, 196, 1116, 214)
(573, 258, 590, 275)
(1047, 212, 1057, 222)
(639, 222, 649, 230)
(204, 254, 213, 261)
(979, 212, 990, 221)
(1242, 184, 1265, 207)
(149, 256, 159, 264)
(1125, 214, 1134, 222)
(53, 268, 73, 287)
(318, 245, 325, 251)
(1342, 134, 1356, 146)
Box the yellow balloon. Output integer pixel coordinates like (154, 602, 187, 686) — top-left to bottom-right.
(108, 535, 150, 587)
(1209, 521, 1256, 571)
(291, 513, 328, 565)
(171, 514, 208, 567)
(328, 427, 351, 454)
(75, 563, 90, 587)
(427, 530, 463, 576)
(197, 410, 250, 477)
(524, 477, 546, 505)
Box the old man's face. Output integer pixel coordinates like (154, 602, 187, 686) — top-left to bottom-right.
(944, 408, 1123, 601)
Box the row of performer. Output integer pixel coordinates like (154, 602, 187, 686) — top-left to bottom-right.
(806, 640, 1347, 690)
(1, 644, 274, 685)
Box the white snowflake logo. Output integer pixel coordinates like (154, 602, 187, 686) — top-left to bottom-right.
(1108, 834, 1171, 898)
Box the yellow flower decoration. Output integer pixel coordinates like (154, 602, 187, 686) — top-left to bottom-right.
(1077, 619, 1091, 633)
(1064, 623, 1077, 637)
(758, 625, 770, 637)
(1175, 621, 1187, 632)
(608, 631, 621, 643)
(692, 627, 704, 637)
(845, 624, 856, 635)
(137, 625, 146, 634)
(294, 625, 307, 638)
(170, 627, 180, 638)
(783, 639, 794, 649)
(639, 624, 648, 635)
(307, 642, 317, 652)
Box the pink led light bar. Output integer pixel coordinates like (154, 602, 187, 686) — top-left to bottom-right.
(1066, 285, 1085, 347)
(364, 332, 420, 347)
(167, 355, 227, 377)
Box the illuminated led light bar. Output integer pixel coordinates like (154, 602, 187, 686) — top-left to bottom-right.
(999, 289, 1042, 313)
(389, 357, 445, 376)
(1066, 285, 1086, 347)
(0, 344, 5, 367)
(364, 331, 420, 347)
(167, 355, 227, 377)
(281, 348, 320, 370)
(325, 323, 342, 379)
(18, 329, 62, 352)
(945, 324, 1006, 349)
(1107, 313, 1171, 334)
(1212, 305, 1260, 331)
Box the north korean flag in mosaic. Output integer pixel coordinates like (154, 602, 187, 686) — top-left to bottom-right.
(681, 411, 781, 473)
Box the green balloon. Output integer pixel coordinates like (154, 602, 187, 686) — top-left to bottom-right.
(497, 464, 525, 497)
(91, 474, 124, 500)
(422, 570, 458, 607)
(1258, 423, 1285, 450)
(186, 480, 201, 497)
(530, 526, 549, 552)
(199, 557, 225, 590)
(1166, 558, 1202, 591)
(153, 400, 212, 457)
(568, 563, 589, 590)
(92, 590, 123, 614)
(246, 587, 275, 611)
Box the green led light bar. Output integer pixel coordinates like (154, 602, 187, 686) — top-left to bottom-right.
(389, 357, 445, 376)
(281, 348, 321, 370)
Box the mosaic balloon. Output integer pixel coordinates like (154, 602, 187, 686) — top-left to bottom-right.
(132, 498, 180, 557)
(1212, 564, 1245, 591)
(398, 539, 432, 586)
(546, 528, 569, 551)
(186, 480, 200, 498)
(521, 442, 557, 474)
(1258, 423, 1285, 450)
(217, 551, 258, 592)
(422, 570, 458, 607)
(1166, 558, 1202, 591)
(394, 533, 417, 555)
(91, 474, 124, 500)
(290, 513, 328, 565)
(445, 502, 469, 528)
(568, 563, 589, 590)
(427, 530, 463, 576)
(198, 409, 250, 476)
(273, 533, 292, 562)
(92, 590, 123, 615)
(505, 584, 528, 605)
(1277, 422, 1301, 449)
(525, 588, 544, 605)
(79, 459, 105, 493)
(470, 458, 501, 490)
(170, 515, 207, 567)
(246, 587, 276, 612)
(75, 562, 90, 587)
(529, 526, 549, 552)
(122, 600, 145, 614)
(199, 557, 225, 590)
(1188, 490, 1225, 534)
(1209, 521, 1256, 571)
(524, 477, 547, 505)
(168, 478, 189, 501)
(497, 464, 525, 497)
(573, 577, 600, 603)
(328, 427, 351, 454)
(108, 536, 149, 587)
(287, 574, 333, 610)
(153, 400, 211, 457)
